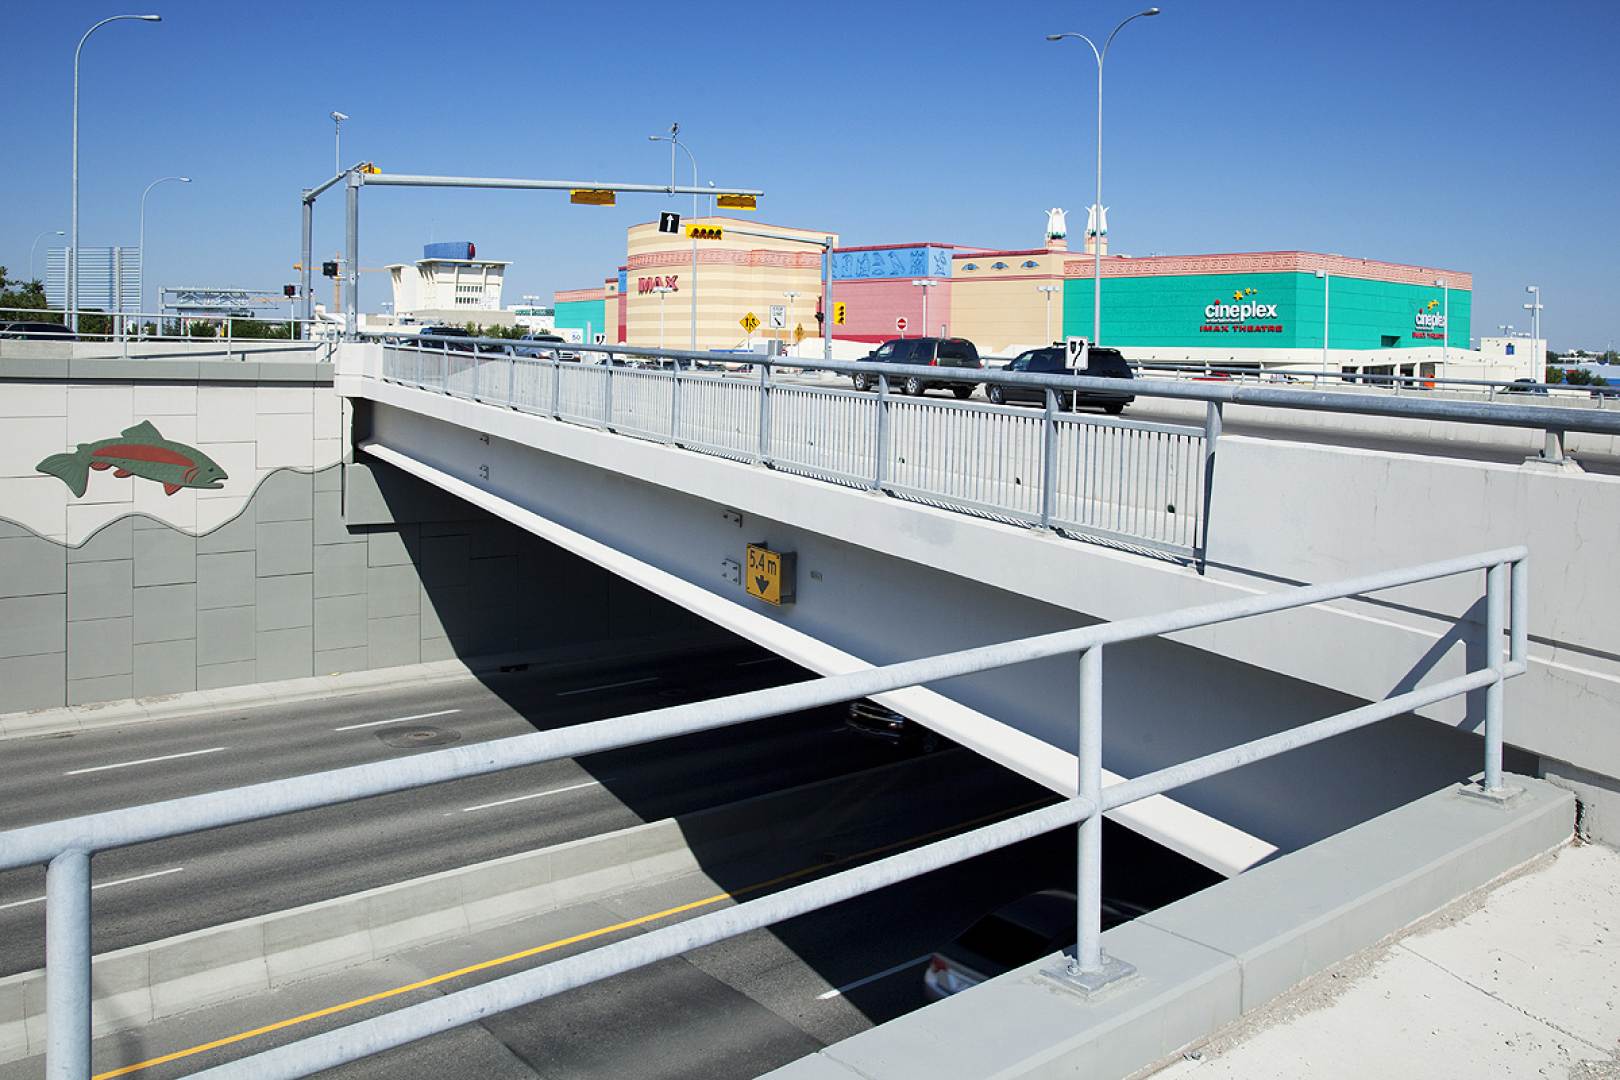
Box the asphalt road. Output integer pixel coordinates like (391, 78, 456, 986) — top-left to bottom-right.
(0, 643, 915, 975)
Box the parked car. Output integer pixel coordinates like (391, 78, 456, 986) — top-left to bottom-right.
(415, 325, 476, 352)
(513, 331, 578, 361)
(1503, 378, 1548, 396)
(987, 346, 1135, 414)
(850, 337, 983, 398)
(923, 890, 1151, 1000)
(845, 699, 942, 753)
(0, 321, 75, 340)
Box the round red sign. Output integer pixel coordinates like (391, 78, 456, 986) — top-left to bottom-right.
(895, 316, 908, 332)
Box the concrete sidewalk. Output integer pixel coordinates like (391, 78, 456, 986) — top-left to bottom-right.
(1147, 842, 1620, 1079)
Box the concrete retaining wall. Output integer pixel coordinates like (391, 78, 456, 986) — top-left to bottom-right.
(762, 776, 1575, 1080)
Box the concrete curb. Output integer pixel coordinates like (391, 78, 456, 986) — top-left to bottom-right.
(0, 751, 980, 1064)
(761, 775, 1576, 1080)
(0, 632, 725, 742)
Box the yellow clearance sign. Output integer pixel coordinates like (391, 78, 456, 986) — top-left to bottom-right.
(745, 543, 795, 606)
(686, 224, 724, 240)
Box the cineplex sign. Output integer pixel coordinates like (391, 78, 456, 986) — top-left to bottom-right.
(1200, 295, 1283, 334)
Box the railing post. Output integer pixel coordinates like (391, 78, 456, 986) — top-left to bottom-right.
(506, 353, 515, 407)
(602, 357, 614, 429)
(873, 373, 891, 491)
(45, 848, 91, 1080)
(669, 359, 682, 446)
(440, 341, 448, 393)
(551, 356, 562, 419)
(1483, 560, 1506, 792)
(1510, 556, 1528, 670)
(1198, 400, 1223, 571)
(1041, 388, 1058, 529)
(1047, 645, 1133, 994)
(757, 363, 772, 466)
(1542, 428, 1566, 464)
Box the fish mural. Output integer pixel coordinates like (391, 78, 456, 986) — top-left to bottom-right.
(36, 421, 229, 498)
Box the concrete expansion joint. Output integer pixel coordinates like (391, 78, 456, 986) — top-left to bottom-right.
(1393, 940, 1615, 1058)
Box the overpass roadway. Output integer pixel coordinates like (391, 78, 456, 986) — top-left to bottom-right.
(0, 645, 920, 976)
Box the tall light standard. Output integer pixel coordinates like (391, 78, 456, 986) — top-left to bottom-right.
(330, 111, 349, 175)
(1524, 285, 1543, 366)
(912, 279, 941, 337)
(138, 175, 189, 316)
(651, 284, 675, 349)
(71, 13, 163, 332)
(783, 290, 802, 349)
(1433, 277, 1449, 371)
(1047, 7, 1160, 347)
(30, 230, 64, 283)
(649, 124, 699, 349)
(1037, 283, 1062, 343)
(1315, 269, 1331, 378)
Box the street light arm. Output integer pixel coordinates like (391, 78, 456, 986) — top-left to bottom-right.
(1047, 31, 1102, 64)
(1101, 8, 1158, 64)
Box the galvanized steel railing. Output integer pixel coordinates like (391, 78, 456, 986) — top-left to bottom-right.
(0, 545, 1528, 1079)
(376, 342, 1209, 559)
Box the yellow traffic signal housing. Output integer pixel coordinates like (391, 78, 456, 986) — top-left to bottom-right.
(686, 224, 724, 240)
(570, 189, 617, 206)
(715, 193, 757, 210)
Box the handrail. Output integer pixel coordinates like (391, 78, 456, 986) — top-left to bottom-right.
(1, 546, 1528, 1078)
(361, 333, 1620, 439)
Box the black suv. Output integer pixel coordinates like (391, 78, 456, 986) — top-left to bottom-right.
(850, 337, 983, 398)
(989, 346, 1135, 414)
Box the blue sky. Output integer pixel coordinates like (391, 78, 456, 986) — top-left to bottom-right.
(6, 0, 1617, 348)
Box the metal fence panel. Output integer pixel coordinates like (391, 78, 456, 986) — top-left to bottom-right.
(767, 384, 879, 487)
(676, 371, 761, 461)
(609, 367, 675, 441)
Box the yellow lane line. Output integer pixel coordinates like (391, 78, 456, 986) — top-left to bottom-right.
(95, 795, 1053, 1079)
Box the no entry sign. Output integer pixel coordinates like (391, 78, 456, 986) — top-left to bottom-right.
(895, 316, 908, 333)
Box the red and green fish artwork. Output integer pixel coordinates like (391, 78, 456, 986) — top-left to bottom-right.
(36, 421, 229, 498)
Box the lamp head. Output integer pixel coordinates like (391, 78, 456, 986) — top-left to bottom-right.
(55, 230, 65, 236)
(1525, 284, 1538, 293)
(1045, 33, 1065, 41)
(1142, 7, 1161, 15)
(178, 176, 191, 183)
(330, 111, 349, 123)
(139, 14, 161, 21)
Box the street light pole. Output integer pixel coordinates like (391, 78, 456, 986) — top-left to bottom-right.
(649, 126, 700, 350)
(652, 284, 674, 349)
(1524, 285, 1543, 367)
(1315, 269, 1330, 378)
(783, 290, 801, 352)
(30, 230, 64, 283)
(912, 279, 940, 337)
(1434, 277, 1449, 371)
(138, 175, 189, 318)
(1037, 284, 1061, 343)
(71, 13, 162, 332)
(330, 111, 349, 177)
(1048, 7, 1160, 347)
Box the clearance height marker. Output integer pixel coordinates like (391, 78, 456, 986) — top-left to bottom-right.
(744, 543, 795, 606)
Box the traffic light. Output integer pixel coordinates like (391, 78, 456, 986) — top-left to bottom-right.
(283, 284, 297, 298)
(321, 261, 338, 278)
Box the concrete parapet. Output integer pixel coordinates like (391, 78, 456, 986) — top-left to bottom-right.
(760, 775, 1574, 1080)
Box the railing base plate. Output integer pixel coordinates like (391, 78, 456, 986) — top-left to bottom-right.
(1455, 781, 1527, 807)
(1040, 952, 1137, 997)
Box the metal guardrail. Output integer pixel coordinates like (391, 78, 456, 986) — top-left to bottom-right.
(0, 545, 1528, 1078)
(376, 340, 1210, 559)
(0, 306, 337, 363)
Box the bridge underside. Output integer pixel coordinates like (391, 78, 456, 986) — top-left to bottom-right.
(348, 380, 1525, 875)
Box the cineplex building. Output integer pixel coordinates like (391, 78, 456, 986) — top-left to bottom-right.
(554, 213, 1524, 381)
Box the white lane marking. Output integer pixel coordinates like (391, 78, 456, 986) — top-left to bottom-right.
(64, 747, 225, 776)
(555, 677, 659, 698)
(0, 867, 185, 912)
(735, 657, 779, 667)
(451, 780, 603, 815)
(815, 955, 932, 1001)
(333, 709, 461, 732)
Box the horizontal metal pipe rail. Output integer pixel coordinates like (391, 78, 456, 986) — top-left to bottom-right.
(2, 546, 1527, 1078)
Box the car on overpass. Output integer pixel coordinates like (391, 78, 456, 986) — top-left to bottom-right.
(849, 337, 984, 398)
(987, 346, 1135, 415)
(0, 321, 75, 340)
(923, 889, 1150, 1000)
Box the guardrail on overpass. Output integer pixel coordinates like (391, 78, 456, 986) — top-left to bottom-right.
(0, 545, 1527, 1078)
(357, 333, 1620, 565)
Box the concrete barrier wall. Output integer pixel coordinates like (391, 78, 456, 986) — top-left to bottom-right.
(763, 777, 1575, 1080)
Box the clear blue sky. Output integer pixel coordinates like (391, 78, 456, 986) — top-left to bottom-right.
(6, 0, 1617, 349)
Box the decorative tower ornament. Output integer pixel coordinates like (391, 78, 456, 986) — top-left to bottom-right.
(1045, 207, 1069, 251)
(1085, 204, 1110, 256)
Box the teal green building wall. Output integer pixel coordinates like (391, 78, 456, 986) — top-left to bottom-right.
(555, 299, 607, 340)
(1063, 272, 1470, 351)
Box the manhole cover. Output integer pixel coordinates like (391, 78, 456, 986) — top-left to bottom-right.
(376, 725, 462, 749)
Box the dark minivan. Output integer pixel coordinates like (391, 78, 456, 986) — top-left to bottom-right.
(988, 345, 1135, 414)
(850, 337, 983, 398)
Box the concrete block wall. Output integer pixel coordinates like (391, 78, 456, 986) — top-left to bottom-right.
(0, 359, 708, 714)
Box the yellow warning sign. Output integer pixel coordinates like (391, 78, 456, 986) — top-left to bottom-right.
(740, 311, 761, 334)
(745, 543, 795, 605)
(794, 322, 807, 343)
